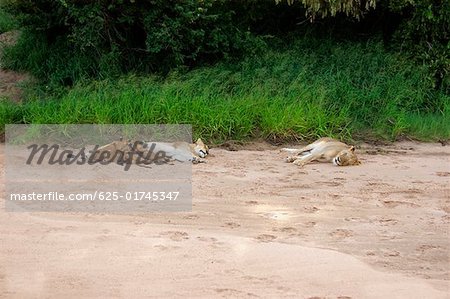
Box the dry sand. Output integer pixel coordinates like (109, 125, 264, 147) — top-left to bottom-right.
(0, 141, 449, 298)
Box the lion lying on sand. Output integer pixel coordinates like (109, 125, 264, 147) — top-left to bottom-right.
(282, 137, 360, 167)
(81, 138, 209, 166)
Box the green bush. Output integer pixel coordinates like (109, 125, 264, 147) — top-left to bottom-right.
(389, 0, 450, 90)
(0, 7, 17, 33)
(273, 0, 449, 90)
(1, 0, 448, 91)
(143, 1, 262, 68)
(1, 0, 262, 84)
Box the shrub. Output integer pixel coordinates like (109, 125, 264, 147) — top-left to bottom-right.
(389, 0, 450, 90)
(1, 0, 262, 84)
(0, 6, 17, 33)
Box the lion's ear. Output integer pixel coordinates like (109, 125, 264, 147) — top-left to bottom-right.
(349, 146, 355, 152)
(196, 138, 204, 145)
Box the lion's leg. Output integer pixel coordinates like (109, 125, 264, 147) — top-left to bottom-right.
(297, 139, 330, 154)
(284, 143, 317, 163)
(292, 154, 316, 167)
(282, 140, 320, 157)
(281, 144, 314, 154)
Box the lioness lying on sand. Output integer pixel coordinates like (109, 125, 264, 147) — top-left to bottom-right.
(282, 137, 360, 167)
(84, 138, 209, 165)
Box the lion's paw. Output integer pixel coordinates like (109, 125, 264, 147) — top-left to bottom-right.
(285, 156, 297, 163)
(191, 157, 207, 164)
(292, 160, 304, 167)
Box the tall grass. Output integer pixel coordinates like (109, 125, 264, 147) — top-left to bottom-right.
(1, 38, 449, 143)
(0, 9, 17, 33)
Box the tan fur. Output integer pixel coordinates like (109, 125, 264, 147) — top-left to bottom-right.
(282, 137, 360, 167)
(90, 138, 132, 163)
(91, 138, 209, 165)
(134, 138, 209, 163)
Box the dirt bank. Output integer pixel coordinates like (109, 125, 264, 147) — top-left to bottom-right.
(0, 31, 29, 102)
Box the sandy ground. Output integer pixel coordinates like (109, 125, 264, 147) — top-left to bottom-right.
(0, 141, 449, 298)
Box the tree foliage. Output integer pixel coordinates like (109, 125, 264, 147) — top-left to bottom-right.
(1, 0, 260, 78)
(389, 0, 449, 89)
(1, 0, 448, 89)
(276, 0, 449, 90)
(275, 0, 377, 19)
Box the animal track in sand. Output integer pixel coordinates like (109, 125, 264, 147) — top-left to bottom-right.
(154, 244, 181, 251)
(376, 230, 402, 240)
(382, 250, 400, 257)
(441, 206, 450, 213)
(241, 275, 274, 284)
(255, 234, 277, 242)
(182, 214, 199, 220)
(394, 165, 410, 170)
(436, 171, 450, 177)
(159, 231, 189, 241)
(382, 200, 420, 208)
(303, 206, 319, 213)
(317, 181, 343, 187)
(215, 288, 257, 297)
(272, 226, 297, 234)
(197, 236, 225, 248)
(366, 181, 394, 188)
(329, 229, 354, 239)
(303, 221, 317, 227)
(344, 217, 362, 222)
(375, 218, 399, 226)
(196, 236, 218, 242)
(416, 244, 441, 253)
(206, 259, 226, 264)
(333, 177, 347, 181)
(266, 166, 279, 174)
(380, 188, 423, 196)
(222, 221, 241, 229)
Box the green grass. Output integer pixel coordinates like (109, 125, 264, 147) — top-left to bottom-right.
(1, 37, 449, 143)
(0, 9, 17, 33)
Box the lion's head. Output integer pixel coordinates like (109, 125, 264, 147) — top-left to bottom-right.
(333, 146, 360, 166)
(193, 138, 209, 158)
